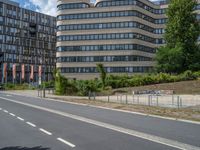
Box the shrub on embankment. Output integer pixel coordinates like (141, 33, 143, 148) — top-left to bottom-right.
(54, 70, 200, 96)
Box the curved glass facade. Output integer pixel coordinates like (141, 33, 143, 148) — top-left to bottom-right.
(96, 0, 166, 14)
(57, 55, 152, 63)
(56, 0, 172, 79)
(57, 10, 156, 23)
(57, 3, 90, 10)
(57, 21, 155, 33)
(60, 66, 153, 73)
(57, 33, 155, 43)
(56, 44, 156, 53)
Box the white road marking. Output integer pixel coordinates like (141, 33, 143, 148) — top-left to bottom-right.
(39, 128, 52, 135)
(9, 113, 15, 117)
(0, 108, 2, 110)
(0, 96, 199, 150)
(26, 122, 36, 127)
(57, 138, 76, 148)
(6, 95, 11, 97)
(17, 117, 24, 121)
(3, 110, 8, 113)
(3, 91, 200, 125)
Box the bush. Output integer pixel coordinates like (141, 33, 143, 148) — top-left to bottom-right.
(55, 72, 69, 95)
(4, 83, 34, 90)
(53, 70, 200, 95)
(42, 80, 55, 88)
(105, 71, 199, 89)
(179, 70, 198, 81)
(76, 80, 99, 96)
(194, 71, 200, 78)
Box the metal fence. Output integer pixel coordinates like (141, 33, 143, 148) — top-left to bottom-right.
(89, 94, 200, 108)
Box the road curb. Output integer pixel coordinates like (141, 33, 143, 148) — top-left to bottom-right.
(1, 91, 200, 125)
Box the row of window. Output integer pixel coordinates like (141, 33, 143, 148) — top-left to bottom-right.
(0, 35, 56, 49)
(57, 3, 89, 10)
(57, 1, 200, 15)
(57, 33, 155, 43)
(96, 0, 166, 14)
(56, 44, 156, 53)
(0, 44, 56, 57)
(1, 53, 55, 65)
(0, 16, 56, 35)
(57, 0, 166, 14)
(60, 67, 153, 73)
(57, 55, 152, 63)
(57, 10, 167, 24)
(0, 3, 56, 27)
(57, 21, 155, 33)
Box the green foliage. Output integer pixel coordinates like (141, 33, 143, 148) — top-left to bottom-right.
(156, 44, 185, 73)
(156, 0, 200, 73)
(96, 63, 107, 88)
(52, 68, 200, 96)
(4, 83, 35, 90)
(55, 71, 69, 95)
(165, 0, 200, 48)
(42, 80, 54, 88)
(76, 80, 99, 96)
(105, 71, 198, 89)
(65, 80, 78, 96)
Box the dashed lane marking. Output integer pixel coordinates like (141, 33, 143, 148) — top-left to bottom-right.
(39, 128, 52, 135)
(57, 138, 76, 148)
(1, 96, 199, 150)
(17, 117, 24, 121)
(0, 106, 75, 149)
(3, 110, 8, 113)
(9, 113, 15, 117)
(26, 122, 36, 127)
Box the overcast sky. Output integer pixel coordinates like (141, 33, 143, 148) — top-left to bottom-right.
(13, 0, 157, 16)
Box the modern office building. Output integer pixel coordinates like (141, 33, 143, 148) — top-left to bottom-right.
(0, 0, 56, 84)
(56, 0, 200, 80)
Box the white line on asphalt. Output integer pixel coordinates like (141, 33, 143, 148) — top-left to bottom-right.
(17, 117, 24, 121)
(26, 122, 36, 127)
(39, 128, 52, 135)
(3, 91, 200, 125)
(3, 110, 8, 113)
(0, 96, 199, 150)
(9, 113, 15, 117)
(0, 108, 2, 110)
(57, 138, 76, 148)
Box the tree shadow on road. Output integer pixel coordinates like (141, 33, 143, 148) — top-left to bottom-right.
(0, 146, 50, 150)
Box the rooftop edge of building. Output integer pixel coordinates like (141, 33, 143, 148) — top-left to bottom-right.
(57, 0, 170, 7)
(0, 0, 19, 7)
(95, 0, 170, 6)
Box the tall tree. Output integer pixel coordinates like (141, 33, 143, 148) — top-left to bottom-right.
(156, 0, 200, 73)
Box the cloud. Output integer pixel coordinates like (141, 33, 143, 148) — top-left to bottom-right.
(29, 0, 57, 16)
(24, 2, 31, 8)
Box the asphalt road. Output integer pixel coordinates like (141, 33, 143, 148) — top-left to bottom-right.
(0, 92, 199, 150)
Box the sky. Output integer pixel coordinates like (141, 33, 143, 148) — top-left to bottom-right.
(13, 0, 157, 16)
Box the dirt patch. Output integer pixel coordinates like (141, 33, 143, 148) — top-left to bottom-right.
(112, 80, 200, 95)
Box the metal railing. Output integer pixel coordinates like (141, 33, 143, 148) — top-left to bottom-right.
(89, 94, 200, 108)
(37, 88, 55, 98)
